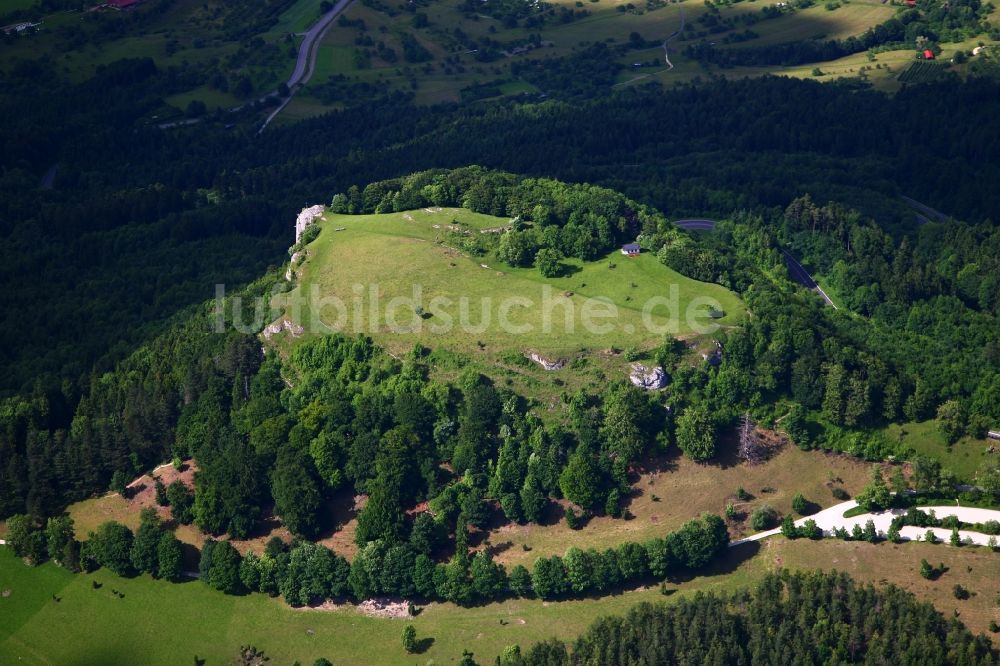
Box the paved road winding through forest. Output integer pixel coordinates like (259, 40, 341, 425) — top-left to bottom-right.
(781, 248, 837, 309)
(674, 218, 837, 308)
(902, 195, 951, 225)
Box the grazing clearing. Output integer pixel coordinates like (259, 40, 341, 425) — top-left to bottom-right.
(484, 443, 875, 569)
(276, 208, 743, 359)
(3, 536, 997, 665)
(60, 440, 873, 569)
(883, 419, 994, 480)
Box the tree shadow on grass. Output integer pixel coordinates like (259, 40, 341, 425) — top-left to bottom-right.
(797, 500, 823, 516)
(706, 431, 744, 470)
(315, 487, 359, 540)
(636, 451, 681, 477)
(668, 541, 762, 584)
(412, 637, 435, 654)
(557, 263, 582, 278)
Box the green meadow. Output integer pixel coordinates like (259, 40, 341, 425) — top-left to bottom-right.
(4, 536, 998, 665)
(277, 208, 743, 360)
(0, 544, 758, 666)
(883, 419, 995, 480)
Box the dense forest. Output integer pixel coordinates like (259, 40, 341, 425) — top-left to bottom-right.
(498, 571, 999, 665)
(3, 72, 1000, 397)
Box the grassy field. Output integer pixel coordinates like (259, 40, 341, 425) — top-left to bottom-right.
(299, 0, 912, 106)
(0, 0, 315, 113)
(60, 438, 874, 568)
(472, 443, 875, 569)
(720, 1, 895, 48)
(883, 419, 994, 480)
(2, 536, 997, 665)
(277, 208, 743, 360)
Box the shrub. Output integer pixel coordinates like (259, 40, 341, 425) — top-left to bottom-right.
(750, 505, 778, 531)
(154, 478, 169, 506)
(800, 519, 821, 539)
(402, 625, 417, 653)
(780, 514, 798, 539)
(605, 489, 623, 518)
(791, 493, 808, 515)
(920, 558, 933, 579)
(831, 487, 850, 501)
(887, 523, 902, 543)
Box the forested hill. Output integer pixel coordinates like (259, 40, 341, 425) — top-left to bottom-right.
(1, 166, 996, 526)
(2, 75, 1000, 396)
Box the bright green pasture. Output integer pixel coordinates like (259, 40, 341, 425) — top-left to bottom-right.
(0, 544, 762, 666)
(279, 208, 743, 359)
(883, 419, 994, 480)
(4, 536, 999, 664)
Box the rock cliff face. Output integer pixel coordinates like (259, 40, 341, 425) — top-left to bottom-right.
(286, 250, 304, 281)
(630, 364, 667, 389)
(529, 353, 565, 370)
(295, 205, 326, 243)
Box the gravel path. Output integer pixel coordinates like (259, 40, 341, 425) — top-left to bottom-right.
(731, 500, 1000, 547)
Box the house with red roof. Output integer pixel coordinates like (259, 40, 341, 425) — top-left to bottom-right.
(923, 49, 935, 59)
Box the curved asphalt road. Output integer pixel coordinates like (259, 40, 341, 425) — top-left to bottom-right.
(673, 218, 716, 231)
(286, 0, 355, 90)
(674, 218, 837, 309)
(258, 0, 355, 132)
(782, 248, 837, 309)
(902, 195, 951, 225)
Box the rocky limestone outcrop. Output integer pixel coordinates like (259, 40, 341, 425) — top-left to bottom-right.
(630, 364, 667, 389)
(286, 250, 304, 281)
(295, 204, 326, 243)
(529, 353, 565, 370)
(262, 318, 304, 340)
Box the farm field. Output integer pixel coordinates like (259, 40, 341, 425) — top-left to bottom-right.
(301, 0, 908, 105)
(2, 0, 993, 116)
(2, 537, 998, 665)
(0, 0, 318, 113)
(277, 207, 744, 359)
